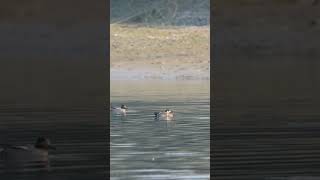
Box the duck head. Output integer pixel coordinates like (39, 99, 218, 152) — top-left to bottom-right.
(121, 105, 128, 110)
(34, 137, 56, 150)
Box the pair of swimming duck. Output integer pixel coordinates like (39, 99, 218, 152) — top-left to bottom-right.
(1, 106, 173, 163)
(111, 104, 174, 118)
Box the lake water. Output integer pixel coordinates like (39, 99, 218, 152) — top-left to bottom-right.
(213, 98, 320, 180)
(111, 80, 210, 180)
(0, 105, 107, 180)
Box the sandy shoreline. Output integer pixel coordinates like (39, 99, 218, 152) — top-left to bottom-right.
(110, 24, 210, 80)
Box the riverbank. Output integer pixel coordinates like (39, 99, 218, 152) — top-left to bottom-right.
(110, 24, 210, 80)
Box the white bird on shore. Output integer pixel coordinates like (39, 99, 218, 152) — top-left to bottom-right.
(111, 104, 128, 114)
(154, 109, 174, 119)
(0, 137, 56, 164)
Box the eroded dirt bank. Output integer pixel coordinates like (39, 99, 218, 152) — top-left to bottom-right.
(110, 24, 210, 80)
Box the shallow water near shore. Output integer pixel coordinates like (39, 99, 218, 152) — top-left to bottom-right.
(111, 80, 210, 180)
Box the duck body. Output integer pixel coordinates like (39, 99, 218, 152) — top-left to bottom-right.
(154, 109, 174, 120)
(111, 104, 128, 114)
(1, 145, 49, 163)
(0, 137, 55, 167)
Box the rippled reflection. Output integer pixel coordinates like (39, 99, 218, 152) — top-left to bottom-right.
(0, 106, 106, 180)
(111, 80, 210, 180)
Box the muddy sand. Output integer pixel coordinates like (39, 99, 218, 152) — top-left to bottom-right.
(110, 24, 210, 80)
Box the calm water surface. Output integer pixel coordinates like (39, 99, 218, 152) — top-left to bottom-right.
(111, 80, 210, 180)
(213, 97, 320, 180)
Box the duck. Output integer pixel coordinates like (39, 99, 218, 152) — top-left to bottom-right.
(154, 109, 174, 119)
(111, 104, 128, 114)
(0, 137, 56, 164)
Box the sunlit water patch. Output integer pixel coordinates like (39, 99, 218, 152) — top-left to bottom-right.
(111, 80, 210, 180)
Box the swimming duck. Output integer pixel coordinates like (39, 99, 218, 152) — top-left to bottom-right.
(0, 137, 56, 163)
(111, 104, 128, 114)
(154, 109, 174, 119)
